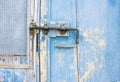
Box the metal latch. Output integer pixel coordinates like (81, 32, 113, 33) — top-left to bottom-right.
(30, 25, 79, 44)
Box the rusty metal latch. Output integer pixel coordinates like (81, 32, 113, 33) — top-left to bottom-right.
(30, 26, 79, 44)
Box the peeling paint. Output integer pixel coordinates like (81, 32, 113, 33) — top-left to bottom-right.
(74, 47, 79, 81)
(79, 28, 106, 81)
(79, 62, 95, 82)
(50, 21, 56, 25)
(41, 0, 47, 19)
(40, 37, 47, 82)
(98, 39, 105, 48)
(83, 32, 89, 40)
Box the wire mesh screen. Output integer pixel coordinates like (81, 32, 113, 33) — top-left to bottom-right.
(0, 0, 28, 55)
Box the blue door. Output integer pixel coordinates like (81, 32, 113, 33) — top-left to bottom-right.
(40, 0, 120, 82)
(0, 0, 120, 82)
(39, 0, 79, 82)
(39, 29, 79, 82)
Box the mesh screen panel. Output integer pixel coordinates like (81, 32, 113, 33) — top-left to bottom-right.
(0, 0, 28, 55)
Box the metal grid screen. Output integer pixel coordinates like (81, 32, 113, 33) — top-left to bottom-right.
(0, 0, 28, 55)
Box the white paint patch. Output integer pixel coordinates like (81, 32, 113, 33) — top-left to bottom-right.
(50, 21, 56, 24)
(40, 37, 47, 82)
(41, 0, 47, 18)
(79, 62, 95, 82)
(98, 39, 105, 48)
(79, 27, 106, 81)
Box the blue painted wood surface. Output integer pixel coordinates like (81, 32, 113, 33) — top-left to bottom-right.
(0, 0, 120, 82)
(40, 0, 120, 82)
(77, 0, 120, 81)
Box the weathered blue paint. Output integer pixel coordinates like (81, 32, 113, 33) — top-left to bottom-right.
(0, 0, 120, 82)
(40, 0, 120, 82)
(27, 69, 34, 82)
(49, 31, 78, 82)
(4, 69, 12, 82)
(13, 69, 26, 82)
(77, 0, 120, 81)
(0, 69, 12, 82)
